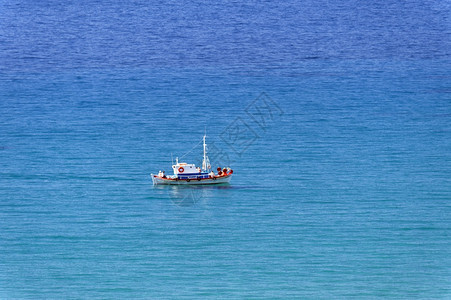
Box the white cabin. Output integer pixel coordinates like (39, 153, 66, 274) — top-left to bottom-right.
(172, 163, 201, 175)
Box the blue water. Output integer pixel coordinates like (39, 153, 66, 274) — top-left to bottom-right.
(1, 0, 450, 298)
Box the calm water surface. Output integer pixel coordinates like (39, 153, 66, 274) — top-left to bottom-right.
(0, 0, 450, 298)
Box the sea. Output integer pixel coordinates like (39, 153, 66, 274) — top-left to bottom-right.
(0, 0, 450, 298)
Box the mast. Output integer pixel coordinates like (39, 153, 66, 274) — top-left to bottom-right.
(202, 134, 210, 171)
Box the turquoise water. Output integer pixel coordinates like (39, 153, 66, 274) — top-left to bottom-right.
(1, 1, 450, 298)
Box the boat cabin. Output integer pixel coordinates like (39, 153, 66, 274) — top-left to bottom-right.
(172, 162, 210, 180)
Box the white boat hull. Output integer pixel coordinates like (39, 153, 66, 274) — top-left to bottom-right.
(151, 174, 232, 185)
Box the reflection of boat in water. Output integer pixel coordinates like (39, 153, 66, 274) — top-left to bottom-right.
(151, 135, 233, 185)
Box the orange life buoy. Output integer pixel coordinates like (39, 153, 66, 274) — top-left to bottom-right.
(178, 167, 184, 173)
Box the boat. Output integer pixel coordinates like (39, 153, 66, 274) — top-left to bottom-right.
(151, 135, 233, 185)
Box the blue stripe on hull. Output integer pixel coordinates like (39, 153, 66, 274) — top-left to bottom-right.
(177, 172, 210, 179)
(178, 175, 209, 179)
(177, 172, 208, 176)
